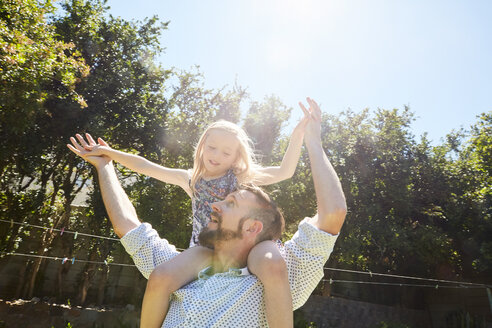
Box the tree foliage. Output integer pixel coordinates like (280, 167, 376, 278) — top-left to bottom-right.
(0, 0, 89, 172)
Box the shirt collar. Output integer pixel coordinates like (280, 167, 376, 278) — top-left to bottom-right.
(198, 266, 251, 280)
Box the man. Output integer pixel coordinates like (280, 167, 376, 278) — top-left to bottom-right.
(68, 98, 347, 327)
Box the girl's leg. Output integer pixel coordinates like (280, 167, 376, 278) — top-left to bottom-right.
(140, 246, 212, 328)
(247, 240, 293, 328)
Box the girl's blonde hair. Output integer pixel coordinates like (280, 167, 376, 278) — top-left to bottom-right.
(190, 120, 260, 194)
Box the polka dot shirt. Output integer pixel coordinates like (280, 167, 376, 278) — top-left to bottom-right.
(121, 218, 338, 328)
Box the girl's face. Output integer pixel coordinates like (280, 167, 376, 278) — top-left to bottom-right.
(201, 129, 240, 178)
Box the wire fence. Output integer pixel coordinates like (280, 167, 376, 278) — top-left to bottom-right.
(2, 219, 491, 289)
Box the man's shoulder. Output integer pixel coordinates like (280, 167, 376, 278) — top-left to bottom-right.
(283, 218, 339, 256)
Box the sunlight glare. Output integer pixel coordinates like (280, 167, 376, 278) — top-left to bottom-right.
(252, 0, 339, 72)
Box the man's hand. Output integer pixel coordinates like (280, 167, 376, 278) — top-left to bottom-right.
(298, 97, 322, 145)
(67, 133, 112, 168)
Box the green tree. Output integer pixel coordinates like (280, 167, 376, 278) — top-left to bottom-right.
(0, 0, 89, 173)
(311, 107, 462, 305)
(243, 95, 291, 165)
(444, 113, 492, 280)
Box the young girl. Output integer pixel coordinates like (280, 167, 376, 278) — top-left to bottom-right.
(80, 108, 308, 328)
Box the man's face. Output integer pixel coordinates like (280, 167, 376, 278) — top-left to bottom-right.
(198, 190, 258, 248)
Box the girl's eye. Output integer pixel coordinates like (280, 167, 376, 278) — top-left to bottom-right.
(208, 146, 216, 150)
(223, 153, 231, 157)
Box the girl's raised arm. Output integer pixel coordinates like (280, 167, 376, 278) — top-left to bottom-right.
(253, 104, 310, 186)
(80, 134, 192, 197)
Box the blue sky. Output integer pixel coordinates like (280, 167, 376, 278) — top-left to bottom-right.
(106, 0, 491, 144)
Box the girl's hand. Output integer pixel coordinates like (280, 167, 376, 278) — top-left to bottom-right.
(298, 97, 322, 143)
(82, 143, 111, 157)
(292, 101, 311, 135)
(67, 133, 112, 167)
(76, 134, 113, 157)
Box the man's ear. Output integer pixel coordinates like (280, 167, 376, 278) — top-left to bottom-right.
(244, 219, 263, 235)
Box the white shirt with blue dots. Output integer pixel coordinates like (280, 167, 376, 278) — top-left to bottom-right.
(121, 218, 339, 328)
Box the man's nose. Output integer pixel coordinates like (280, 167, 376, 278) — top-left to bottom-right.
(211, 202, 221, 213)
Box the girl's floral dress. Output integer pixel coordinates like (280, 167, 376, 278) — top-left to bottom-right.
(189, 169, 238, 247)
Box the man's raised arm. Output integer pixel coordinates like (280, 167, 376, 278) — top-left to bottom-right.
(300, 98, 347, 235)
(68, 134, 140, 238)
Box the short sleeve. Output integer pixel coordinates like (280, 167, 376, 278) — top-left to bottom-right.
(283, 218, 339, 309)
(120, 223, 180, 279)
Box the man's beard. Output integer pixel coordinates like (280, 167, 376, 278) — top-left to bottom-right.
(198, 212, 244, 248)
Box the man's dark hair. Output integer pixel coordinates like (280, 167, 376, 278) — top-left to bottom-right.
(240, 184, 285, 242)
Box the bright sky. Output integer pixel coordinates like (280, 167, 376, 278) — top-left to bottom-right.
(106, 0, 491, 144)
